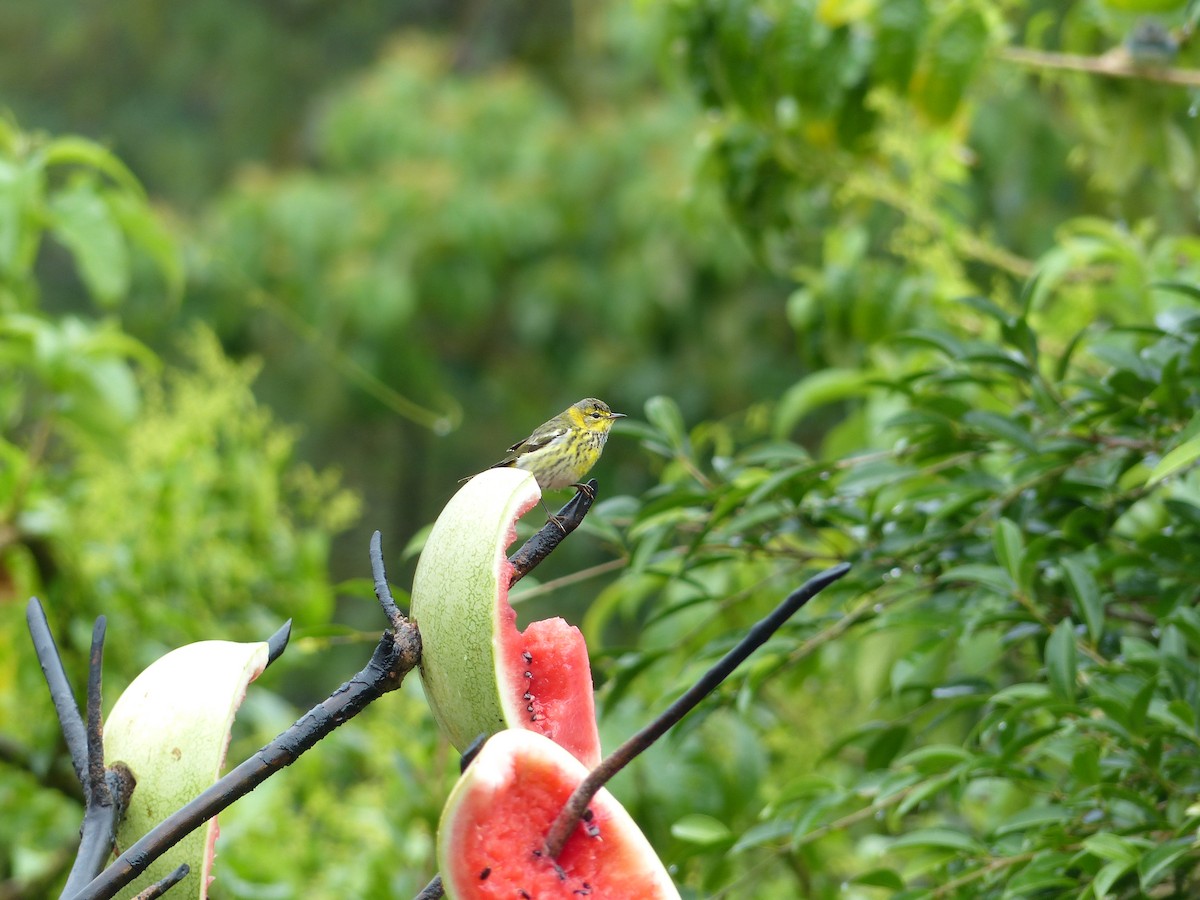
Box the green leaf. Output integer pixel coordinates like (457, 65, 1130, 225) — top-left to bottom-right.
(993, 518, 1026, 588)
(47, 181, 129, 305)
(1092, 860, 1135, 898)
(1061, 556, 1104, 643)
(644, 395, 687, 451)
(774, 367, 879, 436)
(990, 804, 1071, 837)
(891, 328, 964, 358)
(729, 819, 793, 855)
(1127, 677, 1156, 732)
(895, 768, 966, 817)
(1138, 837, 1193, 890)
(107, 189, 185, 300)
(1153, 280, 1200, 303)
(852, 869, 906, 891)
(1001, 851, 1076, 896)
(1146, 434, 1200, 486)
(671, 813, 733, 847)
(44, 135, 145, 196)
(0, 155, 42, 277)
(865, 724, 909, 770)
(894, 744, 975, 772)
(890, 826, 984, 854)
(1046, 618, 1077, 701)
(1082, 833, 1142, 866)
(939, 564, 1015, 596)
(964, 410, 1038, 453)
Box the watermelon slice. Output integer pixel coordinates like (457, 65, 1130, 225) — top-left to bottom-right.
(439, 729, 680, 899)
(410, 468, 601, 768)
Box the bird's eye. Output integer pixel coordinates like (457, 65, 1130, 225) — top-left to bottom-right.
(591, 412, 602, 418)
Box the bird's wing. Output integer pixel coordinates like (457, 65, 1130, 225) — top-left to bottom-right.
(492, 421, 569, 465)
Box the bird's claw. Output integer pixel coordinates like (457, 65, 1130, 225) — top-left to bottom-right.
(570, 482, 596, 501)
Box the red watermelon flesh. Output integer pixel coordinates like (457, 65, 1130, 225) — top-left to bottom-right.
(439, 729, 680, 900)
(497, 581, 600, 769)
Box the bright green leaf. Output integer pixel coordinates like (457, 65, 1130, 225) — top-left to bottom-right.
(1146, 434, 1200, 486)
(644, 395, 687, 451)
(671, 814, 733, 847)
(891, 826, 985, 855)
(47, 181, 129, 305)
(965, 411, 1038, 453)
(1138, 837, 1193, 890)
(852, 869, 906, 890)
(1083, 833, 1143, 866)
(939, 564, 1015, 596)
(993, 518, 1025, 588)
(1046, 618, 1077, 701)
(1061, 557, 1104, 643)
(774, 368, 879, 437)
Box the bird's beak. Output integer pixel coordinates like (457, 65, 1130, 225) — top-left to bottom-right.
(610, 412, 627, 419)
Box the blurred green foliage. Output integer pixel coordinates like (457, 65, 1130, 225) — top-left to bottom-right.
(184, 31, 787, 561)
(4, 0, 1200, 897)
(0, 123, 363, 895)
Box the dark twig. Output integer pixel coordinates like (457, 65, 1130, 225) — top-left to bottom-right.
(371, 530, 403, 628)
(460, 734, 487, 773)
(84, 618, 108, 801)
(26, 598, 87, 784)
(62, 620, 138, 898)
(266, 620, 292, 665)
(130, 864, 188, 900)
(542, 562, 852, 858)
(414, 874, 443, 900)
(508, 480, 596, 587)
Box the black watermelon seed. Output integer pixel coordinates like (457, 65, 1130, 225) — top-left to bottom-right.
(479, 867, 491, 880)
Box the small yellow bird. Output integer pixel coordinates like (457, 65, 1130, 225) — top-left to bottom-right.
(464, 398, 626, 529)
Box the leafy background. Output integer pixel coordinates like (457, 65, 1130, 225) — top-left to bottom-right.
(5, 0, 1200, 897)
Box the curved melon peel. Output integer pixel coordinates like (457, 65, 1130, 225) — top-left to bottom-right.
(105, 639, 269, 899)
(439, 729, 679, 899)
(411, 468, 601, 768)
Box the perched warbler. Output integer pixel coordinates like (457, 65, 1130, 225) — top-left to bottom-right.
(464, 398, 626, 529)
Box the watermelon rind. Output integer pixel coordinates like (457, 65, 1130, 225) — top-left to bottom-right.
(411, 468, 601, 766)
(105, 639, 270, 899)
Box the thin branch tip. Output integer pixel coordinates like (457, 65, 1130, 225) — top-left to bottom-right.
(267, 620, 292, 665)
(542, 561, 851, 858)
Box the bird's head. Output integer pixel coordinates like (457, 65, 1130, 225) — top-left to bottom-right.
(568, 398, 626, 434)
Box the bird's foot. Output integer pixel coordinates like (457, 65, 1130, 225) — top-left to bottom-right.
(570, 482, 596, 501)
(539, 499, 568, 533)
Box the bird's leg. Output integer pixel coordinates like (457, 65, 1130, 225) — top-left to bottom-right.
(569, 482, 596, 501)
(540, 499, 567, 533)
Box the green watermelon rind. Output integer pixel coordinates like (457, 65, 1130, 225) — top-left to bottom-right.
(104, 639, 270, 899)
(411, 468, 601, 767)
